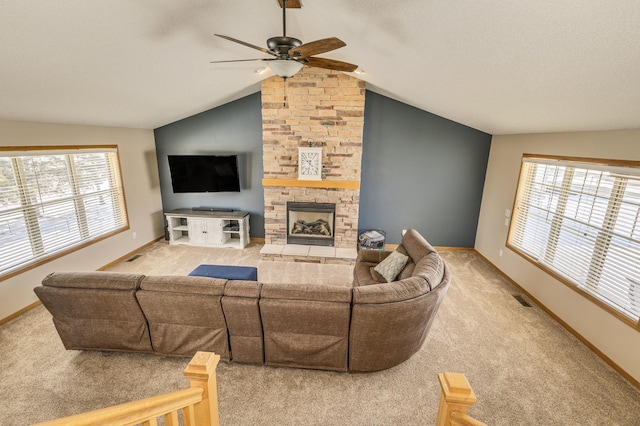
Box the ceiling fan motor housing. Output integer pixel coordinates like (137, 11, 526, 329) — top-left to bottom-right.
(267, 36, 302, 56)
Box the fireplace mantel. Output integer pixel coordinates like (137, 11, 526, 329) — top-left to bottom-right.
(262, 178, 360, 190)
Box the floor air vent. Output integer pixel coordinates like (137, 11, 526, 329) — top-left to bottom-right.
(125, 254, 142, 262)
(513, 294, 532, 307)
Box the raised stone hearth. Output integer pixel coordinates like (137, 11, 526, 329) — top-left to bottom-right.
(261, 67, 365, 262)
(260, 243, 357, 265)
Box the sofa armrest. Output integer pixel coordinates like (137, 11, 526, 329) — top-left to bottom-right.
(401, 229, 437, 261)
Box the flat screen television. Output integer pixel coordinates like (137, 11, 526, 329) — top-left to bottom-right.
(168, 155, 241, 193)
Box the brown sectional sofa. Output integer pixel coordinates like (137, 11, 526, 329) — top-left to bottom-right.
(34, 229, 450, 373)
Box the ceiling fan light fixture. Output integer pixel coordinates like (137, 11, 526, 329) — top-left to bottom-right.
(269, 59, 304, 78)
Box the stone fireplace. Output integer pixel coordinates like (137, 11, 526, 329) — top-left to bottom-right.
(261, 67, 365, 260)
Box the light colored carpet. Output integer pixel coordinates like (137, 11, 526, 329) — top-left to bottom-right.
(1, 242, 639, 425)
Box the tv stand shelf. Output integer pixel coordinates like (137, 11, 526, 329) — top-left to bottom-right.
(165, 209, 250, 249)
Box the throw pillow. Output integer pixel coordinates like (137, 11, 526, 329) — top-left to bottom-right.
(374, 250, 409, 283)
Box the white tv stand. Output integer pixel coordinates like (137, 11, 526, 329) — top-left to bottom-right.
(165, 209, 250, 249)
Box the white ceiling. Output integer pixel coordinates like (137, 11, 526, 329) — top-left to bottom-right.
(1, 1, 639, 135)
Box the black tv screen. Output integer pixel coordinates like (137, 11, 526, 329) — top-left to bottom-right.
(168, 155, 241, 193)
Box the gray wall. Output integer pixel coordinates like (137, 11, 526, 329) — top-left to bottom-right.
(154, 92, 265, 237)
(153, 90, 491, 246)
(359, 91, 491, 246)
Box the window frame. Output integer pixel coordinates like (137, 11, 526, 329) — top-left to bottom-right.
(0, 145, 130, 281)
(507, 153, 640, 331)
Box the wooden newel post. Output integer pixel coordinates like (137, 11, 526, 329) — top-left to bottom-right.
(436, 372, 485, 426)
(183, 351, 221, 426)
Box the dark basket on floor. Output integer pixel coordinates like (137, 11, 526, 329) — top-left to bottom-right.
(358, 229, 386, 250)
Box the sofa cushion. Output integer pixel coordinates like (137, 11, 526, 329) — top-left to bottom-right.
(259, 282, 352, 371)
(374, 250, 409, 282)
(34, 272, 152, 353)
(398, 262, 416, 280)
(260, 298, 351, 372)
(222, 280, 264, 364)
(136, 275, 229, 359)
(412, 252, 445, 291)
(353, 250, 394, 286)
(354, 261, 382, 286)
(369, 266, 387, 283)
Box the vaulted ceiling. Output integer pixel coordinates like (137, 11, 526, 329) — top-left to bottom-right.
(1, 1, 639, 135)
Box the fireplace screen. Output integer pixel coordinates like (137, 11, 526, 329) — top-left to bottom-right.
(287, 202, 336, 246)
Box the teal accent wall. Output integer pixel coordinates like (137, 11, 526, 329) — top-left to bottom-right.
(359, 91, 491, 246)
(154, 93, 265, 237)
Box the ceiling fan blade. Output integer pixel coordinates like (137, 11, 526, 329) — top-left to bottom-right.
(303, 57, 358, 72)
(277, 0, 302, 8)
(289, 37, 346, 58)
(215, 34, 277, 57)
(210, 59, 268, 63)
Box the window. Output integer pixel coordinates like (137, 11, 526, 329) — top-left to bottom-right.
(508, 155, 640, 326)
(0, 146, 128, 278)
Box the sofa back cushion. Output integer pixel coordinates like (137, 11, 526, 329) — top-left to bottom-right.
(260, 283, 352, 372)
(137, 275, 229, 359)
(352, 276, 430, 305)
(222, 280, 264, 365)
(411, 251, 445, 291)
(34, 272, 152, 352)
(397, 261, 416, 280)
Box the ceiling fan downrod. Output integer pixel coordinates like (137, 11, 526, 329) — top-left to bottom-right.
(282, 0, 287, 37)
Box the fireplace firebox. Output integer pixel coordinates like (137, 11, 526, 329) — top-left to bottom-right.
(286, 202, 336, 247)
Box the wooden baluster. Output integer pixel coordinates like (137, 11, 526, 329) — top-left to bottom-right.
(183, 351, 221, 426)
(183, 404, 197, 426)
(164, 410, 180, 426)
(436, 372, 486, 426)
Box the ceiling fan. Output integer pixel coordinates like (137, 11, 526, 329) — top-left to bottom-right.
(211, 0, 357, 78)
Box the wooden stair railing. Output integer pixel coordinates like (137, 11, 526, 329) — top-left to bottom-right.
(35, 351, 220, 426)
(436, 372, 487, 426)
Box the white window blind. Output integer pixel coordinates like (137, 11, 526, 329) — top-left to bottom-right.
(0, 147, 128, 276)
(508, 156, 640, 323)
